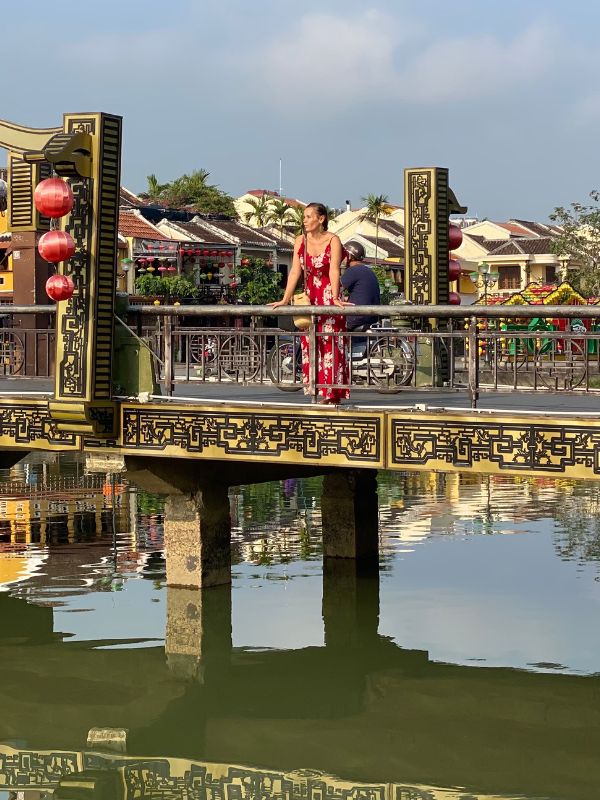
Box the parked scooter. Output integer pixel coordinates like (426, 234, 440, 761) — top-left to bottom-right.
(266, 323, 414, 394)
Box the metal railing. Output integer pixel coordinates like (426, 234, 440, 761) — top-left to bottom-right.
(4, 303, 600, 407)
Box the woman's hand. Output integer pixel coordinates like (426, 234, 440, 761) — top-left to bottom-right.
(269, 298, 291, 308)
(333, 299, 354, 308)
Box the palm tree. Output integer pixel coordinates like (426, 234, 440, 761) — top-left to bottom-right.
(244, 194, 272, 227)
(140, 173, 167, 203)
(359, 193, 393, 267)
(288, 205, 305, 236)
(266, 199, 292, 237)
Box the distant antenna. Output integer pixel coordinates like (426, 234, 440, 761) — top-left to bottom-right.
(279, 158, 282, 197)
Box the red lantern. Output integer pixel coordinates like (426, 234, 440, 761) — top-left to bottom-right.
(448, 291, 461, 305)
(34, 178, 74, 219)
(46, 274, 74, 302)
(448, 258, 461, 282)
(449, 224, 463, 251)
(203, 249, 209, 256)
(241, 257, 250, 266)
(38, 230, 76, 263)
(195, 248, 201, 256)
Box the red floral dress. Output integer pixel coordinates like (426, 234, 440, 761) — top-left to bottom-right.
(299, 239, 349, 403)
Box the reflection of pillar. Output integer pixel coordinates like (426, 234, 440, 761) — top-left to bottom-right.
(164, 482, 231, 588)
(321, 470, 378, 559)
(322, 558, 379, 649)
(165, 585, 232, 681)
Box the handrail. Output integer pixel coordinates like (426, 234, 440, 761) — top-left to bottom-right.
(128, 303, 600, 320)
(0, 305, 56, 314)
(5, 303, 600, 320)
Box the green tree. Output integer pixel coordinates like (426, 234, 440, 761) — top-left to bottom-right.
(550, 191, 600, 296)
(359, 193, 393, 267)
(143, 169, 236, 216)
(288, 205, 305, 235)
(244, 194, 272, 227)
(236, 257, 283, 304)
(266, 199, 292, 237)
(140, 173, 168, 203)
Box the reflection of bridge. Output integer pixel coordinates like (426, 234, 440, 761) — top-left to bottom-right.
(2, 111, 600, 589)
(2, 575, 599, 800)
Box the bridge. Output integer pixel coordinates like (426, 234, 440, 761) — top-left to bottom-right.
(2, 111, 600, 588)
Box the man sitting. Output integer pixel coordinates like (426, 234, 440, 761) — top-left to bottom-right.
(341, 240, 381, 332)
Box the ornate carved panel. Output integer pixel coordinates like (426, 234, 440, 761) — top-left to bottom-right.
(388, 412, 600, 479)
(0, 400, 77, 450)
(404, 167, 450, 305)
(49, 112, 121, 436)
(120, 404, 383, 466)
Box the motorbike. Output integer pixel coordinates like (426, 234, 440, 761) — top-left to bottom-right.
(266, 323, 414, 394)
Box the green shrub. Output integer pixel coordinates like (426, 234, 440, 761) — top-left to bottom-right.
(237, 258, 283, 304)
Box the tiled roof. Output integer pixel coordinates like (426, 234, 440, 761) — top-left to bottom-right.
(173, 220, 232, 245)
(377, 219, 404, 237)
(257, 228, 293, 251)
(357, 235, 404, 258)
(203, 218, 280, 247)
(510, 219, 561, 238)
(118, 210, 166, 240)
(494, 221, 533, 236)
(488, 236, 555, 256)
(120, 187, 144, 208)
(247, 189, 279, 198)
(464, 235, 510, 253)
(245, 189, 305, 208)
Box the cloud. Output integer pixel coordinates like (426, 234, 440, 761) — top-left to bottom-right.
(248, 10, 406, 113)
(400, 22, 559, 103)
(242, 12, 560, 114)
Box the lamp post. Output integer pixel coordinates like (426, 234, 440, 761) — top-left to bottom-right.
(469, 261, 499, 304)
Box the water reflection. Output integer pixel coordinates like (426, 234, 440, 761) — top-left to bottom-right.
(2, 456, 600, 798)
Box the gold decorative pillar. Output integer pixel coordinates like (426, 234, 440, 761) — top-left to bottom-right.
(404, 167, 467, 305)
(46, 113, 122, 437)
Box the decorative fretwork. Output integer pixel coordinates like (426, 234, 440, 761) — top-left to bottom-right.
(389, 415, 600, 479)
(0, 402, 77, 449)
(404, 167, 450, 305)
(120, 405, 383, 466)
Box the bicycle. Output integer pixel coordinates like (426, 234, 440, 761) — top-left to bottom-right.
(266, 323, 415, 393)
(188, 330, 261, 381)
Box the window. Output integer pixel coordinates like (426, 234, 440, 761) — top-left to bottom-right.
(545, 266, 558, 284)
(498, 265, 521, 290)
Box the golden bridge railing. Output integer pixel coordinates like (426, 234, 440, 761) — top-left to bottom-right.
(3, 304, 600, 407)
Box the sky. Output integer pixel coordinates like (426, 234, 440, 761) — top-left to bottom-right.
(4, 0, 600, 221)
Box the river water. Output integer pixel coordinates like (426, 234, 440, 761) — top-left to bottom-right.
(1, 454, 600, 799)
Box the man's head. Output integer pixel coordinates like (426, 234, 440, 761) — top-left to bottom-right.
(345, 240, 365, 264)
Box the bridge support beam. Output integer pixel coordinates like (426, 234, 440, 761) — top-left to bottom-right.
(165, 585, 232, 681)
(164, 482, 231, 589)
(321, 469, 379, 559)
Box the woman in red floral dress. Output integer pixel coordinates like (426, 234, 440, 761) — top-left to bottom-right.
(271, 203, 349, 404)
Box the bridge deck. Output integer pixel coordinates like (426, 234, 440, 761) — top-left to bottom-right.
(3, 378, 600, 415)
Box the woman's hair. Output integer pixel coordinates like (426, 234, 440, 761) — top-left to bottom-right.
(306, 202, 329, 231)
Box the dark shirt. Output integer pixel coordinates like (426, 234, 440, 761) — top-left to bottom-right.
(341, 263, 381, 329)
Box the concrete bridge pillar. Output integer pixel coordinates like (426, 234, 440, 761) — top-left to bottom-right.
(165, 584, 232, 681)
(164, 483, 231, 589)
(321, 469, 379, 559)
